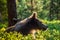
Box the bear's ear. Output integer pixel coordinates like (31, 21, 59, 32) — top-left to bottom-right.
(29, 12, 37, 19)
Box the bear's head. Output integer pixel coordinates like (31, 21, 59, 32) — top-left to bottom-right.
(26, 12, 48, 31)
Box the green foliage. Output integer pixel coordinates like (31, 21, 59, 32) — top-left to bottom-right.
(0, 20, 60, 40)
(17, 0, 60, 20)
(0, 0, 6, 12)
(0, 0, 60, 24)
(17, 0, 50, 20)
(17, 0, 31, 20)
(0, 0, 7, 22)
(0, 22, 7, 28)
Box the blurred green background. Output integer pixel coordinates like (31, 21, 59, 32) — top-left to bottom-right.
(0, 0, 60, 40)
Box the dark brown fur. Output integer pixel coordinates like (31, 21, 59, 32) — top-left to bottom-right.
(5, 12, 48, 36)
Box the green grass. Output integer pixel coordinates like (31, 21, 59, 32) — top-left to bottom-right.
(0, 20, 60, 40)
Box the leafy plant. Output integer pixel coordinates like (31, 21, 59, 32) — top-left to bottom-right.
(0, 20, 60, 40)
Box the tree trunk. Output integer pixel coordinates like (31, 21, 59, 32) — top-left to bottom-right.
(56, 0, 60, 20)
(31, 0, 35, 13)
(49, 0, 53, 20)
(7, 0, 17, 27)
(0, 13, 2, 22)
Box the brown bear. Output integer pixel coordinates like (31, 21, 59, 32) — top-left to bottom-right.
(5, 12, 48, 39)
